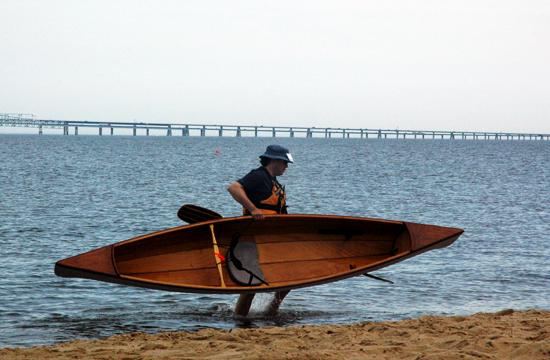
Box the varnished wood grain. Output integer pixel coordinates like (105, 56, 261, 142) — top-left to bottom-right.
(55, 214, 463, 293)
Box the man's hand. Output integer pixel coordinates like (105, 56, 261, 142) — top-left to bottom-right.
(227, 182, 264, 220)
(250, 208, 265, 221)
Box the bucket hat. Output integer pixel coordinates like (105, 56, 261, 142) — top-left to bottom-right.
(259, 145, 294, 163)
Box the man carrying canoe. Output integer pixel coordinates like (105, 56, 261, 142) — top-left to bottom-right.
(227, 144, 293, 316)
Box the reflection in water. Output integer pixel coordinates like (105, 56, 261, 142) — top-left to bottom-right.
(18, 300, 334, 347)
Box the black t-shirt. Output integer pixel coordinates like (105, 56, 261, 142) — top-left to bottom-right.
(237, 166, 277, 206)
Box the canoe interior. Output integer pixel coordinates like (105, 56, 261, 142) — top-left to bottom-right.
(113, 216, 410, 291)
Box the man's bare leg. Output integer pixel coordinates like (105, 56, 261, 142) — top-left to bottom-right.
(265, 290, 290, 316)
(234, 293, 255, 317)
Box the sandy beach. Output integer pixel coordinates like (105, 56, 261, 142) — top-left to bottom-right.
(1, 309, 548, 359)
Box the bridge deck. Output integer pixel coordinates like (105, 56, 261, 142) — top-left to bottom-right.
(1, 113, 548, 140)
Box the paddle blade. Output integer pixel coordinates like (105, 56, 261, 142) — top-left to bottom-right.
(177, 204, 223, 224)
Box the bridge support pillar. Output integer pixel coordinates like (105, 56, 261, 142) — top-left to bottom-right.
(39, 125, 43, 135)
(167, 125, 172, 136)
(237, 126, 241, 137)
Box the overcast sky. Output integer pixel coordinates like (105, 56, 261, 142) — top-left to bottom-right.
(1, 0, 549, 133)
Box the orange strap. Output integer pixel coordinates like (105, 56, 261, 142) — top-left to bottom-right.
(209, 224, 226, 287)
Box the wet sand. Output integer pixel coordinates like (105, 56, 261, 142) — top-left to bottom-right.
(1, 309, 548, 359)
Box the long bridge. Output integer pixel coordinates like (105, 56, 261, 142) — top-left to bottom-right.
(1, 113, 549, 140)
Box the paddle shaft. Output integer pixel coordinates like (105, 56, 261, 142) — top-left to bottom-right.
(209, 224, 226, 287)
(364, 273, 394, 284)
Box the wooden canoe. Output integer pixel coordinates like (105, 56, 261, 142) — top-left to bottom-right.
(54, 215, 463, 294)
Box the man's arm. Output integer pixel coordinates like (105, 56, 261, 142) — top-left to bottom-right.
(227, 182, 265, 220)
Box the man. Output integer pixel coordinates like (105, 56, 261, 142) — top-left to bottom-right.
(227, 144, 293, 316)
(227, 144, 292, 219)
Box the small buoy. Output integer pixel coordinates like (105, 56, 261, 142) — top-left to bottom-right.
(214, 148, 221, 156)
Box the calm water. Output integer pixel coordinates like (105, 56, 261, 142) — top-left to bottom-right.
(0, 134, 548, 347)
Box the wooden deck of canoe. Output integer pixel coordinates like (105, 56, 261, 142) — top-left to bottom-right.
(55, 214, 463, 295)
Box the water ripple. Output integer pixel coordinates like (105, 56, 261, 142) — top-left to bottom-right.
(1, 135, 549, 347)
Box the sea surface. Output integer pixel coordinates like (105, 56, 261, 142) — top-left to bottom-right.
(0, 134, 548, 347)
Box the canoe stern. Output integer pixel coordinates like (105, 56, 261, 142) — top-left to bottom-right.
(55, 245, 118, 280)
(405, 222, 463, 252)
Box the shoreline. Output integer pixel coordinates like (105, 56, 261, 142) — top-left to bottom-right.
(1, 309, 548, 359)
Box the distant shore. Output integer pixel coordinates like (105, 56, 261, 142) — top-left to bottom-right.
(1, 309, 548, 359)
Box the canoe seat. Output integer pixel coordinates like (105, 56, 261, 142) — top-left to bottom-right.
(227, 241, 268, 286)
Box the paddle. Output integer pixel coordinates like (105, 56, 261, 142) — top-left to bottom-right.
(177, 204, 223, 224)
(177, 205, 395, 286)
(178, 204, 267, 285)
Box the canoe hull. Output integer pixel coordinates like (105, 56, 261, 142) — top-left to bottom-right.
(55, 215, 463, 294)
